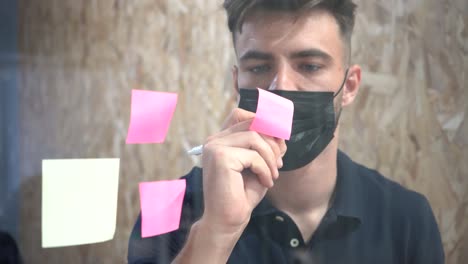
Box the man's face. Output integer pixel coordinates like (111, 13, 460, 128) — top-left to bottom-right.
(234, 8, 348, 94)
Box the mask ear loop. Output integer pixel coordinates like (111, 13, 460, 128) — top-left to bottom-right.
(333, 68, 349, 126)
(334, 68, 349, 98)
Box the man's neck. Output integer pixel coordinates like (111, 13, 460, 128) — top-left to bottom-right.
(266, 139, 339, 241)
(267, 140, 338, 214)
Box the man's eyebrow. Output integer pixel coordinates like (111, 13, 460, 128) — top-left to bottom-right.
(239, 50, 274, 61)
(290, 49, 333, 61)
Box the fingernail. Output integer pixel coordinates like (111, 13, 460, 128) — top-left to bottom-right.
(277, 157, 283, 168)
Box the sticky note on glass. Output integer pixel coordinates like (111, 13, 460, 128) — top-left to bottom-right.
(42, 158, 120, 248)
(139, 179, 186, 238)
(126, 89, 178, 144)
(250, 88, 294, 140)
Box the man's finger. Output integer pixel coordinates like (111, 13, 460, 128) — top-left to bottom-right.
(221, 108, 256, 129)
(206, 131, 279, 179)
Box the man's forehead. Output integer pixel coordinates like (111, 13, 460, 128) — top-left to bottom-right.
(233, 8, 343, 57)
(241, 9, 299, 30)
(235, 8, 339, 37)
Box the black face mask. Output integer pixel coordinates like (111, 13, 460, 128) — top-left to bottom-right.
(238, 72, 347, 171)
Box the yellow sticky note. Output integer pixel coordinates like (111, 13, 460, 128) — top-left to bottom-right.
(42, 158, 120, 248)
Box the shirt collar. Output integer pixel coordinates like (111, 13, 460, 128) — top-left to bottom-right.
(333, 150, 364, 220)
(251, 150, 364, 221)
(251, 195, 277, 217)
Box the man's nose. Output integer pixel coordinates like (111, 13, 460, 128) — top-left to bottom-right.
(268, 64, 298, 91)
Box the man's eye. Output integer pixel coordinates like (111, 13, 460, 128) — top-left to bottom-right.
(300, 64, 321, 72)
(249, 65, 271, 74)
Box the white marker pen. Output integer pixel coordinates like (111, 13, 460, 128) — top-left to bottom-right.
(187, 145, 203, 155)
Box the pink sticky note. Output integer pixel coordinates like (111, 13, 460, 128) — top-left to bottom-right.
(126, 89, 178, 144)
(250, 88, 294, 140)
(139, 179, 186, 238)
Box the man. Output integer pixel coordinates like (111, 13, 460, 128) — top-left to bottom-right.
(128, 0, 445, 263)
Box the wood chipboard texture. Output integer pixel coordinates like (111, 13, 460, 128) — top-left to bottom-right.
(16, 0, 466, 263)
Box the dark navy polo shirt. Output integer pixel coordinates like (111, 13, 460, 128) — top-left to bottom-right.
(128, 151, 444, 263)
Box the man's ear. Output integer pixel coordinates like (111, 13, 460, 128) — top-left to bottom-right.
(342, 64, 361, 107)
(232, 65, 240, 94)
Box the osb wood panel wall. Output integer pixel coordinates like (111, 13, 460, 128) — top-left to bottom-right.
(345, 1, 468, 263)
(16, 0, 466, 263)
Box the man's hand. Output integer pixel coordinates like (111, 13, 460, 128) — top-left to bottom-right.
(200, 108, 286, 232)
(172, 108, 286, 264)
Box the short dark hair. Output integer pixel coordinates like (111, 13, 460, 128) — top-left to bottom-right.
(223, 0, 357, 58)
